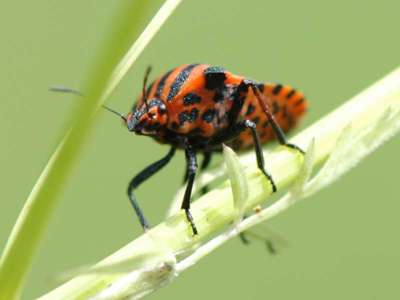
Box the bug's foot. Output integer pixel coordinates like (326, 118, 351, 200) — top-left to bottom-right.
(141, 221, 151, 233)
(261, 169, 277, 193)
(185, 209, 198, 235)
(137, 213, 151, 232)
(239, 230, 278, 255)
(284, 143, 305, 155)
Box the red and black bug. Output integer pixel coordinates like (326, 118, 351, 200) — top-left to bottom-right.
(124, 64, 307, 235)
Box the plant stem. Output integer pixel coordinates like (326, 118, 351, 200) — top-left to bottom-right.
(39, 67, 400, 299)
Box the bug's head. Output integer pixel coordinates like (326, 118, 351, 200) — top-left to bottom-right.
(125, 65, 168, 135)
(126, 99, 168, 135)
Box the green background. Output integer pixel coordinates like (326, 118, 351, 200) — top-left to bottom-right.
(1, 0, 399, 299)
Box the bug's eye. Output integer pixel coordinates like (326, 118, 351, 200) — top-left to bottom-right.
(148, 112, 155, 119)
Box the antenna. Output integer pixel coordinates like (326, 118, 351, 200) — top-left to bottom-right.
(49, 86, 126, 121)
(142, 66, 152, 111)
(102, 105, 127, 121)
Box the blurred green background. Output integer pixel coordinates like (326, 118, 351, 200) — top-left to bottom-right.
(1, 0, 399, 299)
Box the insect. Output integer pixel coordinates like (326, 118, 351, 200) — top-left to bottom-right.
(51, 63, 307, 235)
(124, 64, 307, 235)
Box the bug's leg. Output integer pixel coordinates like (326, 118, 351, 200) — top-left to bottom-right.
(181, 144, 199, 235)
(217, 119, 277, 192)
(182, 152, 210, 194)
(127, 147, 176, 231)
(239, 230, 278, 255)
(244, 119, 277, 192)
(199, 151, 212, 195)
(250, 85, 305, 154)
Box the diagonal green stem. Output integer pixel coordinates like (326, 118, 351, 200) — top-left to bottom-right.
(0, 1, 182, 299)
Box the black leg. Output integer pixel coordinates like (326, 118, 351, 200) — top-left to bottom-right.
(243, 119, 277, 192)
(181, 144, 199, 235)
(127, 147, 176, 231)
(210, 119, 277, 192)
(183, 151, 211, 196)
(199, 151, 212, 195)
(239, 230, 278, 255)
(229, 120, 277, 192)
(250, 85, 305, 154)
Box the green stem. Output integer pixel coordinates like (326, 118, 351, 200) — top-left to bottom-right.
(39, 67, 400, 299)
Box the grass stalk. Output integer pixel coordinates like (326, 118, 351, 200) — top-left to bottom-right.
(0, 1, 182, 299)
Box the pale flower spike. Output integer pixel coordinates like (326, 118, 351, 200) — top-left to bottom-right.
(305, 106, 400, 198)
(222, 144, 249, 222)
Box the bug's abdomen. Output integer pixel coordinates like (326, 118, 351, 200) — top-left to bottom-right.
(231, 83, 307, 150)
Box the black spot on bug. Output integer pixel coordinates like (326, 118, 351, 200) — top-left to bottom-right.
(228, 83, 248, 124)
(246, 104, 255, 116)
(256, 83, 265, 92)
(272, 84, 283, 95)
(167, 64, 198, 101)
(171, 122, 179, 129)
(286, 89, 296, 99)
(179, 108, 199, 125)
(204, 66, 226, 90)
(252, 117, 260, 124)
(179, 112, 190, 125)
(262, 121, 269, 128)
(272, 101, 280, 114)
(183, 93, 201, 106)
(202, 109, 216, 123)
(295, 98, 304, 106)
